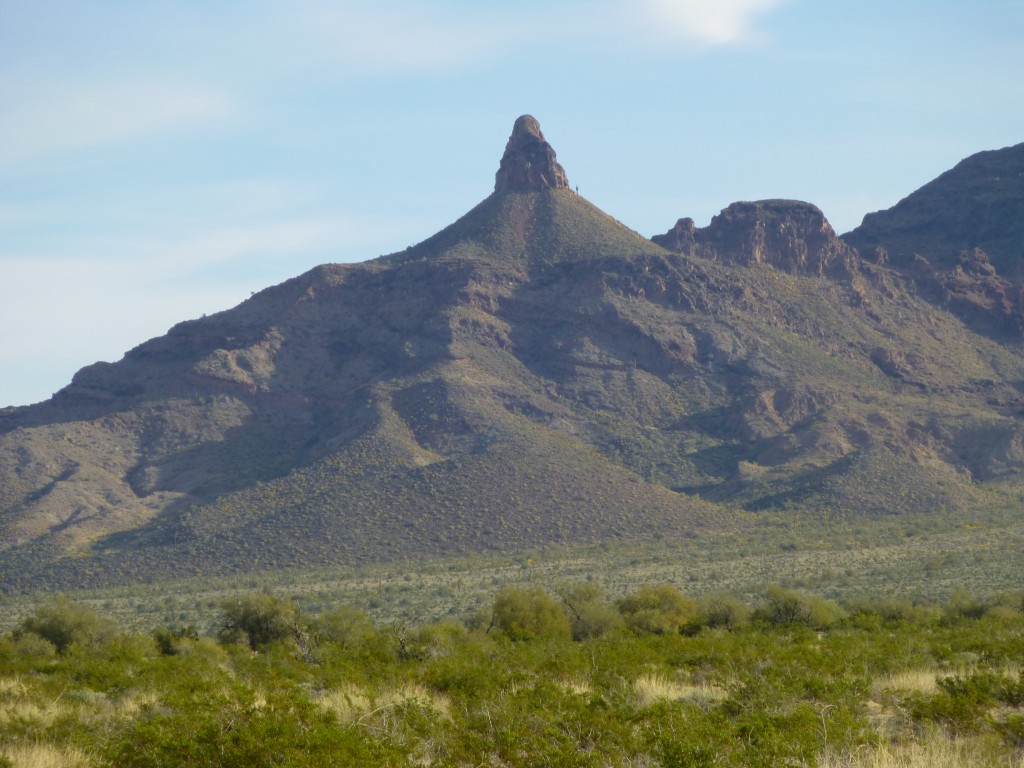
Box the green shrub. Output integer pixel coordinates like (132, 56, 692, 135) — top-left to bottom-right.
(153, 625, 198, 656)
(556, 582, 623, 640)
(943, 588, 987, 621)
(618, 583, 698, 635)
(10, 629, 57, 657)
(491, 585, 571, 641)
(699, 592, 751, 630)
(314, 606, 378, 648)
(845, 595, 940, 624)
(755, 585, 845, 629)
(14, 595, 115, 653)
(997, 713, 1024, 749)
(217, 593, 304, 651)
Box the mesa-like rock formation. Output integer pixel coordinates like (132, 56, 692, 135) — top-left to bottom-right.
(654, 200, 859, 275)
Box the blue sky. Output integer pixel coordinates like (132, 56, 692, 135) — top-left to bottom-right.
(2, 0, 1022, 407)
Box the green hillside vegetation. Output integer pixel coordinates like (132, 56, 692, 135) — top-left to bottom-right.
(394, 188, 666, 265)
(2, 586, 1024, 767)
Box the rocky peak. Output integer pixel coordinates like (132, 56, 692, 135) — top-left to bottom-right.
(494, 115, 570, 193)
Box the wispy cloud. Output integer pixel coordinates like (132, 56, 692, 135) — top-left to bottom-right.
(298, 3, 517, 75)
(0, 80, 234, 167)
(640, 0, 786, 45)
(292, 1, 786, 75)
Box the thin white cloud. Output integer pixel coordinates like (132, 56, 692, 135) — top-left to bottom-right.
(0, 80, 234, 167)
(294, 1, 786, 74)
(299, 3, 517, 75)
(641, 0, 786, 45)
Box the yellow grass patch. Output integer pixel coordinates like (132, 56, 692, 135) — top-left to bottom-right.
(818, 732, 1023, 768)
(0, 676, 30, 697)
(0, 700, 75, 728)
(377, 683, 451, 717)
(315, 684, 373, 722)
(633, 674, 727, 708)
(317, 682, 451, 724)
(114, 689, 160, 718)
(874, 669, 941, 696)
(0, 742, 93, 768)
(558, 680, 593, 696)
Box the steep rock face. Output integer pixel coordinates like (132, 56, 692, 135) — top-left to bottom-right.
(938, 248, 1023, 336)
(844, 142, 1024, 275)
(494, 115, 570, 193)
(654, 200, 860, 275)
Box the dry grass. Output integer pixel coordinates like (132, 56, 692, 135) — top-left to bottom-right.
(633, 673, 728, 708)
(377, 684, 451, 717)
(0, 743, 93, 768)
(818, 732, 1024, 767)
(0, 676, 30, 697)
(874, 669, 941, 696)
(0, 700, 76, 728)
(315, 684, 373, 722)
(316, 682, 449, 724)
(558, 679, 593, 696)
(112, 689, 160, 718)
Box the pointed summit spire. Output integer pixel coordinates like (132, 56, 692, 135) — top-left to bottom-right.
(494, 115, 570, 193)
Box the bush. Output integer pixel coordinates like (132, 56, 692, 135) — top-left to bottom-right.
(14, 595, 116, 654)
(315, 606, 378, 648)
(942, 588, 987, 621)
(491, 585, 571, 641)
(618, 584, 698, 635)
(756, 585, 845, 629)
(153, 625, 199, 656)
(699, 592, 751, 630)
(218, 593, 304, 651)
(556, 582, 623, 640)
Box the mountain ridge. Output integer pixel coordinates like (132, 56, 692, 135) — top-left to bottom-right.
(2, 117, 1023, 592)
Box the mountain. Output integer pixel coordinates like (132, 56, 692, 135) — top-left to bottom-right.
(2, 118, 1024, 592)
(844, 142, 1024, 336)
(845, 142, 1024, 274)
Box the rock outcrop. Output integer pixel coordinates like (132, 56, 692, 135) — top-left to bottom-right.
(654, 200, 859, 275)
(494, 115, 570, 193)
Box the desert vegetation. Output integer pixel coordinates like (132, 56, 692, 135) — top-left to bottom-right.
(2, 583, 1023, 767)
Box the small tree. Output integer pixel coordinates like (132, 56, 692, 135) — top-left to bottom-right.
(618, 584, 698, 635)
(218, 593, 309, 652)
(700, 592, 751, 630)
(15, 595, 115, 654)
(756, 585, 845, 629)
(557, 582, 623, 640)
(315, 605, 378, 648)
(491, 585, 571, 641)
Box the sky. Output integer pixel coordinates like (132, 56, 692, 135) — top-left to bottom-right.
(2, 1, 1022, 407)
